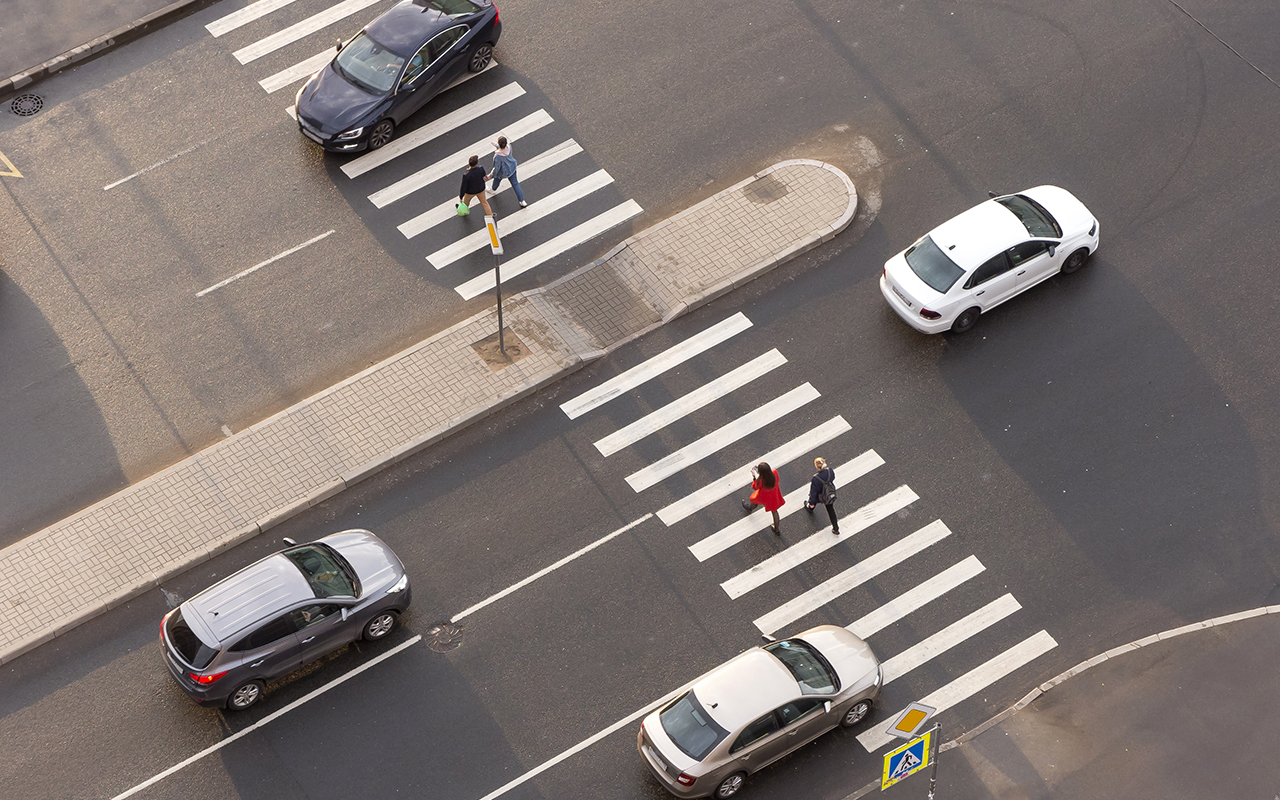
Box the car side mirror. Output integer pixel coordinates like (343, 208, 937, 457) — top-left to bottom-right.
(282, 537, 296, 546)
(824, 701, 833, 714)
(1048, 244, 1057, 257)
(340, 607, 349, 621)
(336, 39, 343, 52)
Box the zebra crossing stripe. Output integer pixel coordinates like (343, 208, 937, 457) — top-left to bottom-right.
(720, 485, 919, 599)
(233, 0, 383, 64)
(847, 556, 986, 639)
(752, 520, 951, 634)
(688, 450, 884, 561)
(260, 49, 332, 94)
(560, 313, 752, 419)
(625, 384, 821, 492)
(454, 200, 643, 299)
(206, 0, 301, 37)
(857, 630, 1058, 752)
(427, 169, 615, 268)
(656, 417, 852, 526)
(343, 79, 524, 179)
(367, 110, 554, 208)
(400, 140, 583, 239)
(879, 594, 1022, 684)
(596, 350, 788, 457)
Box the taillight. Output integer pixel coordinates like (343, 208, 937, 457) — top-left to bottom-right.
(676, 773, 696, 787)
(493, 3, 499, 21)
(920, 309, 941, 320)
(189, 671, 228, 685)
(159, 617, 166, 640)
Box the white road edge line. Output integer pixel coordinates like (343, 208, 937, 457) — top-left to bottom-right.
(110, 634, 423, 800)
(197, 230, 335, 297)
(451, 514, 653, 623)
(103, 134, 223, 190)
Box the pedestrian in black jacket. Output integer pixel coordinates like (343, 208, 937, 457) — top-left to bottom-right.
(458, 155, 493, 216)
(804, 457, 840, 534)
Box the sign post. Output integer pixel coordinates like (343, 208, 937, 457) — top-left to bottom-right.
(485, 215, 505, 354)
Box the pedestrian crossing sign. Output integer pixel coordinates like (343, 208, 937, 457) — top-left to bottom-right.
(881, 729, 932, 790)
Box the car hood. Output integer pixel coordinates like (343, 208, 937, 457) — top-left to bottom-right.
(297, 64, 385, 134)
(321, 529, 405, 595)
(1020, 185, 1095, 236)
(803, 626, 880, 691)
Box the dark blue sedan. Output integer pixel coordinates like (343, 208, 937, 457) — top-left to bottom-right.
(295, 0, 501, 153)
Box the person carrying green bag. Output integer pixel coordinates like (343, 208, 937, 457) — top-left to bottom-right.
(458, 155, 492, 217)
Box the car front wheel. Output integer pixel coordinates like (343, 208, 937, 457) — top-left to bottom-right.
(950, 307, 980, 334)
(368, 119, 394, 150)
(840, 699, 872, 728)
(468, 42, 494, 73)
(716, 772, 747, 798)
(1060, 248, 1090, 274)
(226, 680, 265, 711)
(363, 611, 398, 641)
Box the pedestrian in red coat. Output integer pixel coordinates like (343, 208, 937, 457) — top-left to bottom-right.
(741, 461, 785, 535)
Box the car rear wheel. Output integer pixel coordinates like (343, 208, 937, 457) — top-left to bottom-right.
(950, 307, 981, 334)
(368, 119, 394, 150)
(363, 611, 398, 641)
(715, 772, 747, 798)
(1060, 248, 1090, 274)
(468, 42, 494, 73)
(226, 680, 265, 711)
(840, 699, 872, 728)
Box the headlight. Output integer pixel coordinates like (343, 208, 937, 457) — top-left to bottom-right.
(335, 127, 364, 141)
(385, 573, 409, 594)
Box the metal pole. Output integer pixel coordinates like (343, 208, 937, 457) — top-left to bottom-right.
(494, 252, 505, 355)
(927, 724, 940, 800)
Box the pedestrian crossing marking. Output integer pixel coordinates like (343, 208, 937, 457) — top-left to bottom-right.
(720, 485, 920, 599)
(400, 139, 582, 239)
(857, 630, 1058, 751)
(428, 169, 615, 268)
(688, 450, 884, 562)
(343, 80, 525, 178)
(233, 0, 382, 64)
(260, 49, 332, 93)
(596, 349, 789, 457)
(206, 0, 302, 37)
(656, 416, 852, 526)
(560, 313, 752, 419)
(847, 556, 987, 639)
(879, 594, 1021, 683)
(367, 109, 554, 208)
(752, 520, 952, 634)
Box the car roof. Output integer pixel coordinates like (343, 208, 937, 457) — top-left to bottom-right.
(927, 199, 1027, 272)
(183, 554, 314, 644)
(367, 0, 484, 56)
(693, 649, 800, 732)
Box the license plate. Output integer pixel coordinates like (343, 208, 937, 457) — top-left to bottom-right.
(645, 746, 668, 773)
(891, 284, 912, 307)
(302, 128, 323, 144)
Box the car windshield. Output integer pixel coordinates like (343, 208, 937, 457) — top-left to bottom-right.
(904, 235, 965, 293)
(166, 609, 219, 669)
(764, 639, 838, 694)
(996, 195, 1062, 238)
(335, 32, 405, 94)
(284, 544, 360, 598)
(659, 692, 728, 761)
(416, 0, 482, 16)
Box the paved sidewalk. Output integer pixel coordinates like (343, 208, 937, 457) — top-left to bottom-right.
(0, 159, 857, 664)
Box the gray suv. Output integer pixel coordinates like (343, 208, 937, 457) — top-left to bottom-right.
(160, 529, 411, 710)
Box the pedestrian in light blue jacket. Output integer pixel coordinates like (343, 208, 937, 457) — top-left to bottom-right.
(490, 136, 527, 207)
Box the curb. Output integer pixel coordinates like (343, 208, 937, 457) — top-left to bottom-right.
(841, 604, 1280, 799)
(1, 0, 218, 99)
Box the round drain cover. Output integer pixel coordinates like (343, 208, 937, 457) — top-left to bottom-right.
(11, 94, 43, 117)
(424, 621, 464, 652)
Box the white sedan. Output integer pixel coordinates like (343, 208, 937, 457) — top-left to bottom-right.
(880, 186, 1099, 334)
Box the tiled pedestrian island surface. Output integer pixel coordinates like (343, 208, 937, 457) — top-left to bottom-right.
(0, 159, 856, 664)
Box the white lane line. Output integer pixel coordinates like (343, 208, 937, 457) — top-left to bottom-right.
(103, 134, 223, 190)
(880, 594, 1022, 684)
(753, 520, 951, 634)
(720, 485, 919, 600)
(689, 450, 885, 562)
(344, 77, 522, 178)
(656, 416, 852, 526)
(206, 0, 300, 37)
(233, 0, 381, 64)
(196, 230, 335, 297)
(596, 350, 788, 458)
(368, 109, 553, 208)
(847, 556, 987, 639)
(428, 169, 614, 268)
(455, 200, 643, 300)
(625, 384, 820, 493)
(399, 139, 583, 239)
(450, 514, 652, 623)
(111, 634, 422, 799)
(561, 313, 752, 419)
(260, 49, 332, 93)
(857, 630, 1058, 752)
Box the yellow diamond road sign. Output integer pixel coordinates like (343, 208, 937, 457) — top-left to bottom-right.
(881, 729, 932, 790)
(887, 701, 935, 739)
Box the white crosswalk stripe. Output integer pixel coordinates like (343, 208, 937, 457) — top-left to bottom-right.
(878, 594, 1022, 684)
(846, 556, 987, 639)
(232, 0, 382, 64)
(720, 485, 920, 599)
(259, 49, 332, 93)
(206, 0, 302, 37)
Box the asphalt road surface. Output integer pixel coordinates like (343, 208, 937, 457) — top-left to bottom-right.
(2, 0, 1280, 798)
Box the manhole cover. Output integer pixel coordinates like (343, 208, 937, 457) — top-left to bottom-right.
(10, 94, 43, 117)
(424, 621, 465, 652)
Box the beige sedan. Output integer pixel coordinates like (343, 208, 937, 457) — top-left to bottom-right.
(638, 625, 882, 798)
